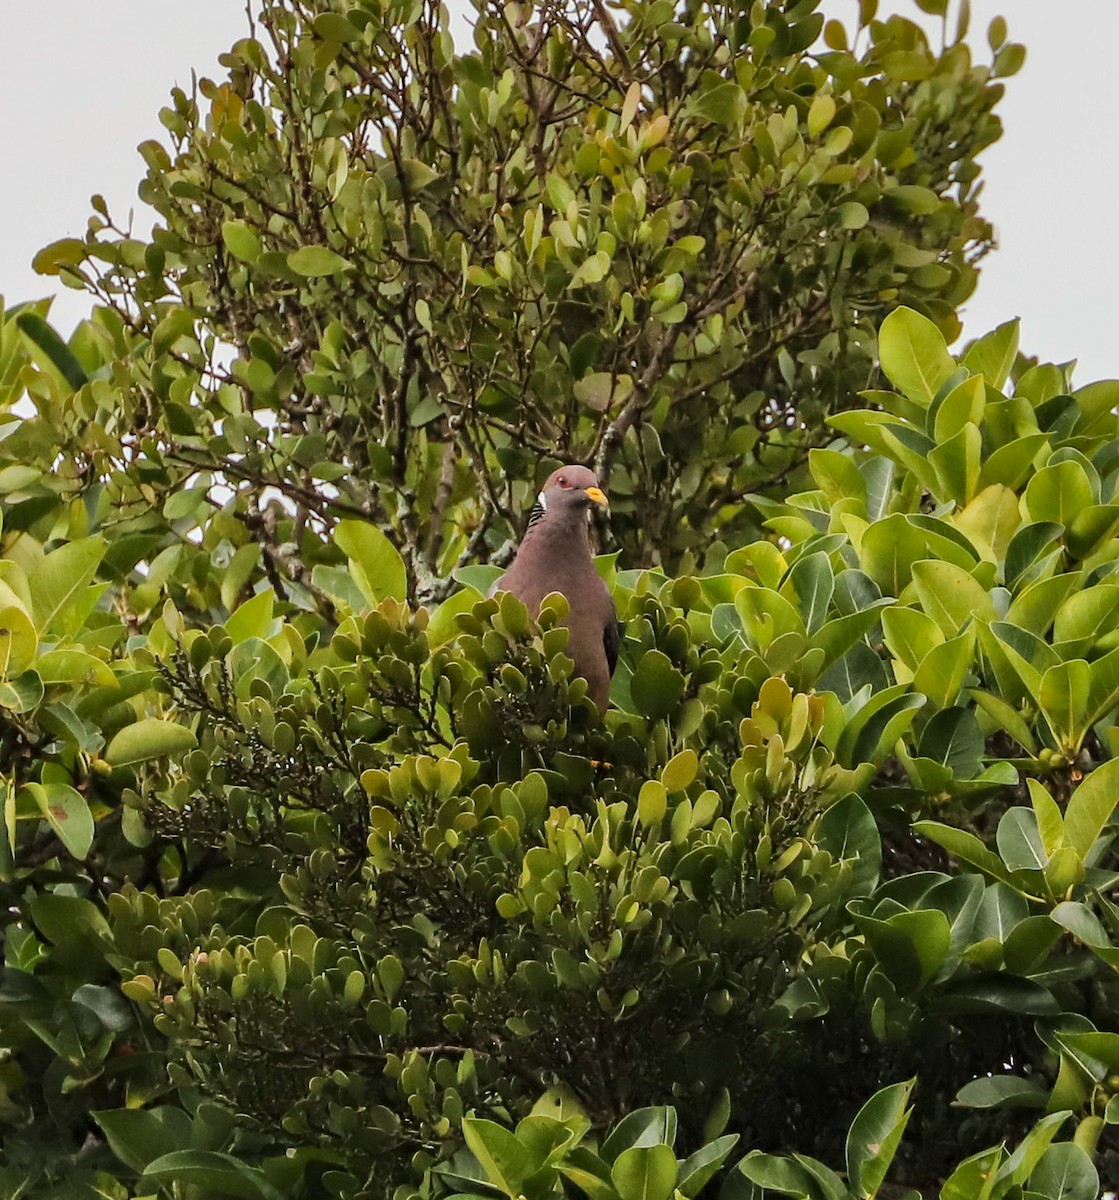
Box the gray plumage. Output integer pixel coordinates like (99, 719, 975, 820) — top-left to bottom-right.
(492, 465, 619, 711)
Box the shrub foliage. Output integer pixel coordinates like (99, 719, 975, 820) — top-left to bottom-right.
(4, 2, 1117, 1199)
(2, 299, 1119, 1197)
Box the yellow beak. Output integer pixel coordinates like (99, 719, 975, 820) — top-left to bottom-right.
(584, 486, 609, 507)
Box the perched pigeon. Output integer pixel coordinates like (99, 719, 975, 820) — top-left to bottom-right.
(492, 465, 620, 711)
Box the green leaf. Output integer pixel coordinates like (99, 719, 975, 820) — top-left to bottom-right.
(462, 1118, 534, 1193)
(978, 434, 1049, 493)
(912, 626, 977, 709)
(637, 780, 668, 827)
(601, 1107, 677, 1158)
(955, 1075, 1047, 1110)
(221, 544, 263, 613)
(27, 891, 110, 943)
(878, 306, 956, 405)
(221, 220, 262, 263)
(1023, 461, 1096, 526)
(16, 311, 88, 391)
(882, 605, 943, 673)
(28, 536, 106, 634)
(311, 564, 368, 610)
(142, 1150, 283, 1200)
(226, 588, 276, 644)
(1050, 901, 1111, 950)
(34, 649, 117, 688)
(0, 606, 38, 678)
(630, 651, 686, 721)
(1062, 759, 1119, 859)
(939, 1145, 1004, 1200)
(428, 587, 481, 647)
(661, 749, 698, 793)
(693, 82, 745, 127)
(105, 718, 198, 767)
(734, 586, 804, 649)
(858, 515, 975, 595)
(93, 1107, 194, 1173)
(933, 373, 985, 442)
(929, 422, 981, 504)
(845, 1078, 915, 1197)
(1087, 643, 1119, 724)
(1038, 660, 1092, 748)
(611, 1144, 677, 1200)
(1027, 1142, 1099, 1200)
(811, 601, 893, 671)
(785, 552, 833, 634)
(734, 1152, 829, 1198)
(918, 707, 984, 777)
(25, 781, 94, 860)
(334, 520, 408, 604)
(912, 821, 1014, 886)
(994, 1112, 1071, 1187)
(677, 1135, 739, 1199)
(0, 669, 41, 714)
(815, 794, 880, 896)
(962, 319, 1019, 389)
(313, 11, 362, 41)
(837, 684, 925, 766)
(287, 246, 354, 276)
(996, 808, 1047, 872)
(850, 905, 951, 991)
(1053, 585, 1119, 647)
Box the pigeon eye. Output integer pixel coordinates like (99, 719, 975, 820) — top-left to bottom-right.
(557, 475, 569, 487)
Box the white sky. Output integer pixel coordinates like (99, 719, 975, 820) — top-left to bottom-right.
(2, 2, 1116, 382)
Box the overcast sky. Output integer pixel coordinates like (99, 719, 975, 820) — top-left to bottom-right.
(3, 2, 1116, 382)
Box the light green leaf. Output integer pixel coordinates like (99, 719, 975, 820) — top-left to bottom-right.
(221, 220, 262, 263)
(34, 649, 117, 688)
(0, 605, 38, 678)
(878, 306, 956, 405)
(461, 1118, 533, 1194)
(226, 588, 276, 644)
(661, 749, 698, 793)
(962, 319, 1019, 389)
(105, 719, 198, 767)
(910, 560, 995, 635)
(334, 520, 408, 605)
(846, 1078, 915, 1196)
(933, 373, 985, 442)
(1038, 660, 1092, 748)
(611, 1144, 677, 1200)
(28, 536, 106, 634)
(25, 781, 94, 860)
(913, 625, 977, 709)
(1023, 461, 1096, 526)
(288, 246, 353, 276)
(1063, 759, 1119, 860)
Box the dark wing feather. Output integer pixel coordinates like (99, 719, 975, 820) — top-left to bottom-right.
(603, 614, 624, 677)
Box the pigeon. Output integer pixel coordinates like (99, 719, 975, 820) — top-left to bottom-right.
(492, 465, 620, 711)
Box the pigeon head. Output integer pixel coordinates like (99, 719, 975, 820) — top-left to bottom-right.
(536, 465, 609, 518)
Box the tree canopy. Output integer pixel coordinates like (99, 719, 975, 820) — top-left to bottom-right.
(30, 0, 1010, 594)
(8, 2, 1119, 1200)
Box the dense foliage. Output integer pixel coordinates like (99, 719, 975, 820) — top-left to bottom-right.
(6, 1, 1119, 1198)
(4, 296, 1119, 1198)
